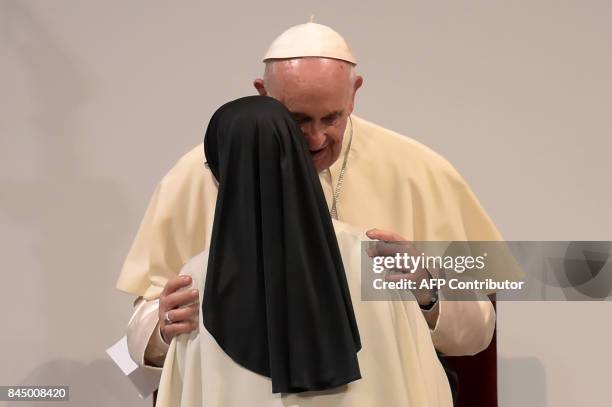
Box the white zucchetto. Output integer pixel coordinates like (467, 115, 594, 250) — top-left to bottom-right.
(263, 22, 357, 65)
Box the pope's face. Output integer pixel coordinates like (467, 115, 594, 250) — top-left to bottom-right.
(255, 58, 362, 172)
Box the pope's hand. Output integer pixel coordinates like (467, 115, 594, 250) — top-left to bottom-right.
(366, 228, 436, 306)
(159, 275, 199, 344)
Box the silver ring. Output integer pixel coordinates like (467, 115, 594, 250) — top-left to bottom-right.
(164, 311, 173, 325)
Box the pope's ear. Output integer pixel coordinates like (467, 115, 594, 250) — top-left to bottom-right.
(353, 75, 364, 94)
(253, 79, 267, 96)
(348, 75, 363, 113)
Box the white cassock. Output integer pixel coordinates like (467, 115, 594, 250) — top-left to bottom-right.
(122, 115, 516, 371)
(155, 221, 453, 407)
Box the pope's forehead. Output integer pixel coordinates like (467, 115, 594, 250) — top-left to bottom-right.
(271, 58, 352, 83)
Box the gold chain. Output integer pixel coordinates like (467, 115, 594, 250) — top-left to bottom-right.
(330, 116, 353, 220)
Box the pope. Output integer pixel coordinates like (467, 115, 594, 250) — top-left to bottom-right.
(117, 21, 507, 407)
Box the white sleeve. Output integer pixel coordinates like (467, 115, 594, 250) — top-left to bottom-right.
(126, 297, 169, 370)
(428, 297, 496, 356)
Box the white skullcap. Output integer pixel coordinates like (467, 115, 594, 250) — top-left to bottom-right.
(263, 22, 357, 65)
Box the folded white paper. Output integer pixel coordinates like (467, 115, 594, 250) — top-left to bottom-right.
(106, 336, 161, 399)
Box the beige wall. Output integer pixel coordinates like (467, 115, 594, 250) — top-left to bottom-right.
(1, 1, 610, 405)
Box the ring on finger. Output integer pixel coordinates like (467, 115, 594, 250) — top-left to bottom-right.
(164, 310, 173, 325)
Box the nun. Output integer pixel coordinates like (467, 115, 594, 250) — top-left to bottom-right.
(155, 95, 453, 407)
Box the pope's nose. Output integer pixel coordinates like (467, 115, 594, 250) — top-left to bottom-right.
(301, 124, 327, 151)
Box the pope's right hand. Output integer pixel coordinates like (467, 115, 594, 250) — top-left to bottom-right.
(159, 275, 199, 344)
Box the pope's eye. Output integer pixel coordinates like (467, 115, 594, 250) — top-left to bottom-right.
(323, 118, 334, 125)
(293, 116, 310, 125)
(322, 115, 340, 126)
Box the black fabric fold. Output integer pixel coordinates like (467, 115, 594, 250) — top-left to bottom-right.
(202, 95, 361, 393)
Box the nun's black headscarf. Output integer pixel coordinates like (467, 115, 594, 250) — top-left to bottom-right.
(203, 95, 361, 394)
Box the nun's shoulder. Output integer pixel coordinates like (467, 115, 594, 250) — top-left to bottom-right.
(333, 220, 369, 245)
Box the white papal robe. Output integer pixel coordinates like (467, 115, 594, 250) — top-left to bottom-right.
(121, 115, 515, 368)
(155, 221, 453, 407)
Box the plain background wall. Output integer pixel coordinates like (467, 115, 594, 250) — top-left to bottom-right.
(1, 1, 610, 406)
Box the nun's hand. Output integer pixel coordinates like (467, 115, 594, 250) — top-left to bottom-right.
(158, 275, 199, 344)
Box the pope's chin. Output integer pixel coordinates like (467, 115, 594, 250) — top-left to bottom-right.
(310, 148, 334, 172)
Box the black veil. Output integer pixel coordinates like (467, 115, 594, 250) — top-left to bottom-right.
(202, 95, 361, 393)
